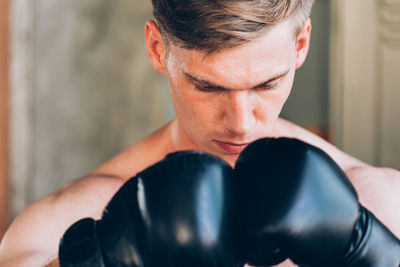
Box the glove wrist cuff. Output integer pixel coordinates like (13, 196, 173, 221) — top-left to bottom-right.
(344, 207, 400, 266)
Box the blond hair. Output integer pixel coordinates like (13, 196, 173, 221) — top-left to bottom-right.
(151, 0, 315, 53)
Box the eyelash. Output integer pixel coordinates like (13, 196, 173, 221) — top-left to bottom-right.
(194, 85, 227, 93)
(256, 83, 277, 91)
(194, 81, 278, 93)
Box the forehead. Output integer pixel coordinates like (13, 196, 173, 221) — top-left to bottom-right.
(167, 21, 296, 89)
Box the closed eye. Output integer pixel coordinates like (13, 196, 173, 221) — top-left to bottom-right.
(194, 84, 229, 93)
(184, 69, 288, 94)
(195, 82, 279, 93)
(255, 82, 278, 91)
(254, 78, 282, 91)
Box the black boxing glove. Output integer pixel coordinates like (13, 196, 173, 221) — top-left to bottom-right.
(235, 138, 400, 266)
(59, 151, 242, 267)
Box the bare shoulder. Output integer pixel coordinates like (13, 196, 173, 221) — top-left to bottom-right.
(346, 165, 400, 238)
(274, 118, 400, 237)
(0, 174, 125, 267)
(274, 118, 367, 171)
(0, 122, 174, 266)
(90, 121, 173, 179)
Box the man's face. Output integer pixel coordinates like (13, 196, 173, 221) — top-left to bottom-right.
(147, 20, 310, 165)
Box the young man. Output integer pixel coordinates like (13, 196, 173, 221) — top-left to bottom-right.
(0, 0, 399, 266)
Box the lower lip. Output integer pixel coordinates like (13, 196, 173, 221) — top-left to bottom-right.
(214, 141, 249, 154)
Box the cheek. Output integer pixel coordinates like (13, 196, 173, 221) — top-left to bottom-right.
(169, 84, 193, 119)
(259, 73, 294, 117)
(169, 78, 215, 125)
(276, 70, 295, 103)
(276, 85, 292, 106)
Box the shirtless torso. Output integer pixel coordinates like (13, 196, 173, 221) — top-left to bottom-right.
(0, 117, 399, 267)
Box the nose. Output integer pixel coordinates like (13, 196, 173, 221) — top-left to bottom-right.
(222, 91, 257, 137)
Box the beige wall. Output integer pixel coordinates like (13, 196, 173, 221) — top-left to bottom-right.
(329, 0, 400, 169)
(10, 0, 172, 216)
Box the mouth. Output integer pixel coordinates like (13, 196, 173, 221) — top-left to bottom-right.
(213, 140, 250, 154)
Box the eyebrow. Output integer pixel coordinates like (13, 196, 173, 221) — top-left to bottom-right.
(183, 69, 290, 90)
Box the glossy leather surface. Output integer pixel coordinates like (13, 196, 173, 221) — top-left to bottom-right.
(60, 151, 242, 267)
(344, 207, 400, 267)
(235, 138, 400, 267)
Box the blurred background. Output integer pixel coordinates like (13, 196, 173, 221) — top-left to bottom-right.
(0, 0, 399, 240)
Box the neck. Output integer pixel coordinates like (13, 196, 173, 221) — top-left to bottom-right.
(169, 118, 202, 151)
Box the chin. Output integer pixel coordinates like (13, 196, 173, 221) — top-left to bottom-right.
(216, 153, 240, 167)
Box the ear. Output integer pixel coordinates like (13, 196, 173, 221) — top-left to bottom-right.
(295, 18, 311, 69)
(145, 20, 167, 74)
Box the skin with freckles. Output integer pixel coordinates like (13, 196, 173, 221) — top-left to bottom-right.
(0, 18, 399, 267)
(155, 20, 300, 166)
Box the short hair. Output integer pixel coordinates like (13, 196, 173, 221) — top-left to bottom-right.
(151, 0, 315, 53)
